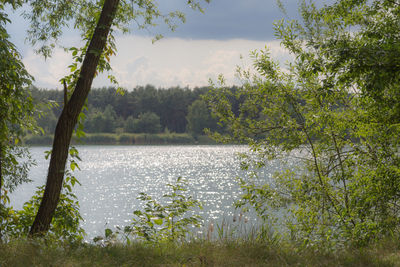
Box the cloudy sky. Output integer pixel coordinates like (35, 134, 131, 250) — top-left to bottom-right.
(6, 0, 325, 90)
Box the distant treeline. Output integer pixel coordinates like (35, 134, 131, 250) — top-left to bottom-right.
(30, 85, 235, 137)
(24, 133, 217, 146)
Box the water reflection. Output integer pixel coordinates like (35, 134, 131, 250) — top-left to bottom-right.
(12, 145, 257, 238)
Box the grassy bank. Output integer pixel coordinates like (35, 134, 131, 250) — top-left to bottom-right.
(23, 133, 217, 146)
(1, 238, 400, 266)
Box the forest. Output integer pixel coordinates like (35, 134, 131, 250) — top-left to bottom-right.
(31, 85, 222, 135)
(2, 0, 400, 266)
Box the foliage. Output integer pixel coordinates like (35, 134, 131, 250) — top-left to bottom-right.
(186, 99, 218, 137)
(24, 132, 201, 145)
(100, 177, 203, 243)
(23, 0, 212, 123)
(123, 116, 136, 133)
(84, 105, 119, 133)
(23, 0, 210, 58)
(3, 179, 85, 242)
(20, 0, 210, 236)
(31, 86, 216, 134)
(130, 133, 196, 145)
(205, 0, 400, 247)
(0, 5, 38, 237)
(35, 107, 58, 134)
(1, 147, 85, 242)
(0, 9, 36, 184)
(129, 112, 161, 134)
(79, 133, 118, 144)
(24, 134, 53, 145)
(301, 0, 400, 124)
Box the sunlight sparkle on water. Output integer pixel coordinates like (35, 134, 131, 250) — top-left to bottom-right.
(9, 145, 298, 239)
(12, 145, 256, 238)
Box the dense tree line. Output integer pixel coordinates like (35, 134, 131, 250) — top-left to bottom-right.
(30, 85, 225, 136)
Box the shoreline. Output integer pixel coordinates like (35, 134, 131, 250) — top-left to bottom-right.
(23, 133, 219, 146)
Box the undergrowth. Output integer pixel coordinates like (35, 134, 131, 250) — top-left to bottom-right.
(1, 236, 400, 266)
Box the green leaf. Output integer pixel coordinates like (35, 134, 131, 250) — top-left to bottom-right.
(153, 218, 163, 225)
(105, 228, 113, 238)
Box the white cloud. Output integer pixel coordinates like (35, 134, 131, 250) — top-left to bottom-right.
(23, 48, 73, 89)
(23, 36, 292, 89)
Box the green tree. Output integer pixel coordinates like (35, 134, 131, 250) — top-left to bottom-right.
(0, 4, 38, 239)
(29, 0, 120, 235)
(133, 112, 161, 134)
(0, 5, 35, 204)
(84, 107, 105, 133)
(25, 0, 209, 235)
(205, 0, 400, 247)
(91, 113, 107, 133)
(124, 115, 136, 133)
(186, 99, 217, 137)
(29, 86, 221, 135)
(102, 104, 117, 133)
(36, 109, 58, 135)
(302, 0, 400, 124)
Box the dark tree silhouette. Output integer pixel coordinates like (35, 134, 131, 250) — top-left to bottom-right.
(29, 0, 120, 236)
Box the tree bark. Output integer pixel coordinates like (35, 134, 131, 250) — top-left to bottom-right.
(0, 144, 2, 200)
(29, 0, 120, 236)
(63, 80, 68, 107)
(0, 143, 3, 241)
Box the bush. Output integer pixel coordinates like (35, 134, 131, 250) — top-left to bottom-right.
(118, 134, 135, 145)
(78, 134, 117, 145)
(1, 153, 85, 243)
(205, 3, 400, 247)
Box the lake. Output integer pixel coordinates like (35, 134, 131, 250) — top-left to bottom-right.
(10, 145, 277, 239)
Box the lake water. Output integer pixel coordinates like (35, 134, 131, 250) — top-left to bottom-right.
(10, 145, 278, 239)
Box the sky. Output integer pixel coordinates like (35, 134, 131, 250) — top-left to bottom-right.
(5, 0, 322, 90)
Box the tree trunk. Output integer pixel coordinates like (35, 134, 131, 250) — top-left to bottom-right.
(0, 143, 3, 242)
(29, 0, 120, 236)
(0, 144, 2, 200)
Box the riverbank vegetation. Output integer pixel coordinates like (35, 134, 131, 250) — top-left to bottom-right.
(205, 0, 400, 248)
(30, 86, 225, 137)
(23, 133, 217, 146)
(25, 86, 226, 145)
(2, 178, 400, 266)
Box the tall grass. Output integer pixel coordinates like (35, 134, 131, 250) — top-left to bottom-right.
(1, 236, 400, 266)
(23, 133, 218, 145)
(3, 216, 400, 266)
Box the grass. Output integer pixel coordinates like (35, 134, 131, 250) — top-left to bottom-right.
(1, 237, 400, 266)
(23, 133, 218, 146)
